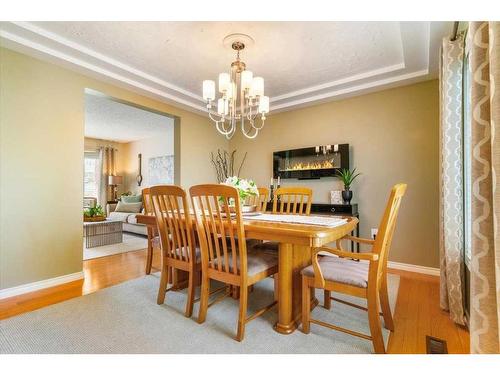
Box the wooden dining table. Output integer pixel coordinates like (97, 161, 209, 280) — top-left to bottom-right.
(136, 212, 358, 334)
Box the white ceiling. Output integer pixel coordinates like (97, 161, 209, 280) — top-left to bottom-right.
(84, 92, 174, 143)
(0, 21, 452, 114)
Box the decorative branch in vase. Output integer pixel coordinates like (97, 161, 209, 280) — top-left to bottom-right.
(210, 149, 247, 183)
(336, 168, 361, 204)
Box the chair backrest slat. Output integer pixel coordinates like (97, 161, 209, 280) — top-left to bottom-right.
(190, 184, 247, 279)
(142, 188, 153, 215)
(273, 187, 312, 215)
(373, 184, 407, 276)
(150, 185, 196, 265)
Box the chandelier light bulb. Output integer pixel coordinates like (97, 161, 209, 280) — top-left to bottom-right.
(217, 98, 225, 115)
(259, 96, 269, 114)
(241, 70, 253, 91)
(251, 77, 264, 97)
(203, 80, 215, 101)
(226, 82, 237, 100)
(218, 73, 230, 93)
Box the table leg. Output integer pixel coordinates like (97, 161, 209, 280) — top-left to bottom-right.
(274, 243, 317, 334)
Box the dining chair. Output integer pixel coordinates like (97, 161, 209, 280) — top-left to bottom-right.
(142, 187, 158, 275)
(246, 187, 269, 212)
(254, 186, 313, 254)
(150, 185, 201, 317)
(301, 183, 407, 354)
(272, 186, 312, 215)
(190, 184, 278, 341)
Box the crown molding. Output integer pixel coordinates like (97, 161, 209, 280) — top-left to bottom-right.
(270, 69, 429, 112)
(0, 22, 207, 114)
(0, 21, 440, 115)
(270, 62, 406, 103)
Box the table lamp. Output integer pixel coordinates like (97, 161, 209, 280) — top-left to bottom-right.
(108, 175, 123, 201)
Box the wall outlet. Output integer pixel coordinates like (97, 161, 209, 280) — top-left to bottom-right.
(371, 228, 378, 240)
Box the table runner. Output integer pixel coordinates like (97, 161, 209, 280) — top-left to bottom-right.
(244, 213, 347, 227)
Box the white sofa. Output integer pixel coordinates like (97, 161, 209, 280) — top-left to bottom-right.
(107, 202, 147, 236)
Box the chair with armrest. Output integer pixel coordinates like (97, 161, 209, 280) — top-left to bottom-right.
(190, 184, 278, 341)
(301, 183, 407, 354)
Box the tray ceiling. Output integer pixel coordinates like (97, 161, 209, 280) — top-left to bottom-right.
(0, 21, 452, 114)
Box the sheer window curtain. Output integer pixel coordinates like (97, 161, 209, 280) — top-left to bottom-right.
(469, 21, 500, 354)
(439, 33, 467, 326)
(97, 146, 117, 209)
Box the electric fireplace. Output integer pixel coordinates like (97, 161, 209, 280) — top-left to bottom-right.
(273, 144, 349, 179)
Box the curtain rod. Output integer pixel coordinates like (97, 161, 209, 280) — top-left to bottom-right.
(450, 21, 459, 41)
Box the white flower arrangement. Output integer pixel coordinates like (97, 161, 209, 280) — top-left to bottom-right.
(223, 176, 259, 202)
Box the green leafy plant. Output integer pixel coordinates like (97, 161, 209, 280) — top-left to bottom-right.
(84, 205, 105, 217)
(336, 168, 361, 190)
(121, 191, 132, 197)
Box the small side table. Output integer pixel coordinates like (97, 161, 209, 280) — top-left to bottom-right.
(83, 219, 123, 248)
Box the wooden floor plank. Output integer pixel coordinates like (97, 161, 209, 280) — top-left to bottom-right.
(0, 249, 470, 354)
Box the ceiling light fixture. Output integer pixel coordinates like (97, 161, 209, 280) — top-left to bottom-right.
(202, 34, 269, 139)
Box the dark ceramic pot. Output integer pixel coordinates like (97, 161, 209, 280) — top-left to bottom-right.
(342, 189, 353, 204)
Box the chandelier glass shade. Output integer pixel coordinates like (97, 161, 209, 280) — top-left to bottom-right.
(202, 40, 269, 139)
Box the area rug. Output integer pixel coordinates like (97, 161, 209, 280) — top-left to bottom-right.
(0, 274, 399, 354)
(83, 233, 148, 260)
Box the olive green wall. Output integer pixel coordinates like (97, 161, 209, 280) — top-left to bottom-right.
(0, 47, 227, 290)
(230, 80, 440, 268)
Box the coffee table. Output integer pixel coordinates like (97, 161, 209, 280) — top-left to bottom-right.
(83, 219, 123, 248)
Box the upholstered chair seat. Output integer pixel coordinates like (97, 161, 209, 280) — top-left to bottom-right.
(152, 235, 161, 249)
(209, 249, 278, 276)
(301, 256, 369, 288)
(170, 246, 202, 263)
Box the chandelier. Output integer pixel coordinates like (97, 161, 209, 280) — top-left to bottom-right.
(202, 34, 269, 139)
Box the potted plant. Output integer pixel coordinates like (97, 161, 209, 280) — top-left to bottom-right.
(223, 176, 259, 212)
(336, 168, 361, 204)
(83, 205, 106, 222)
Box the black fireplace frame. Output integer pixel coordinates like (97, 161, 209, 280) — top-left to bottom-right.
(273, 143, 349, 180)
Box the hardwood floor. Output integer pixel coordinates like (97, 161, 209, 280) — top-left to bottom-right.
(0, 248, 469, 354)
(386, 269, 469, 353)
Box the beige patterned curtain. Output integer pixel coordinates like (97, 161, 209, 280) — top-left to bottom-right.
(97, 147, 116, 208)
(469, 21, 500, 354)
(439, 34, 466, 325)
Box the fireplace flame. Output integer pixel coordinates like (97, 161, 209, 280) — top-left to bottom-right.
(281, 159, 336, 171)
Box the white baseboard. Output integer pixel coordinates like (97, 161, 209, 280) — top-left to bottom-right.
(387, 261, 440, 276)
(0, 271, 84, 300)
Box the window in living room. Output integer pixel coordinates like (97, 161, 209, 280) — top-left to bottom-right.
(84, 150, 100, 199)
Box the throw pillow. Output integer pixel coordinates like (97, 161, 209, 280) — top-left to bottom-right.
(115, 201, 143, 213)
(121, 195, 142, 203)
